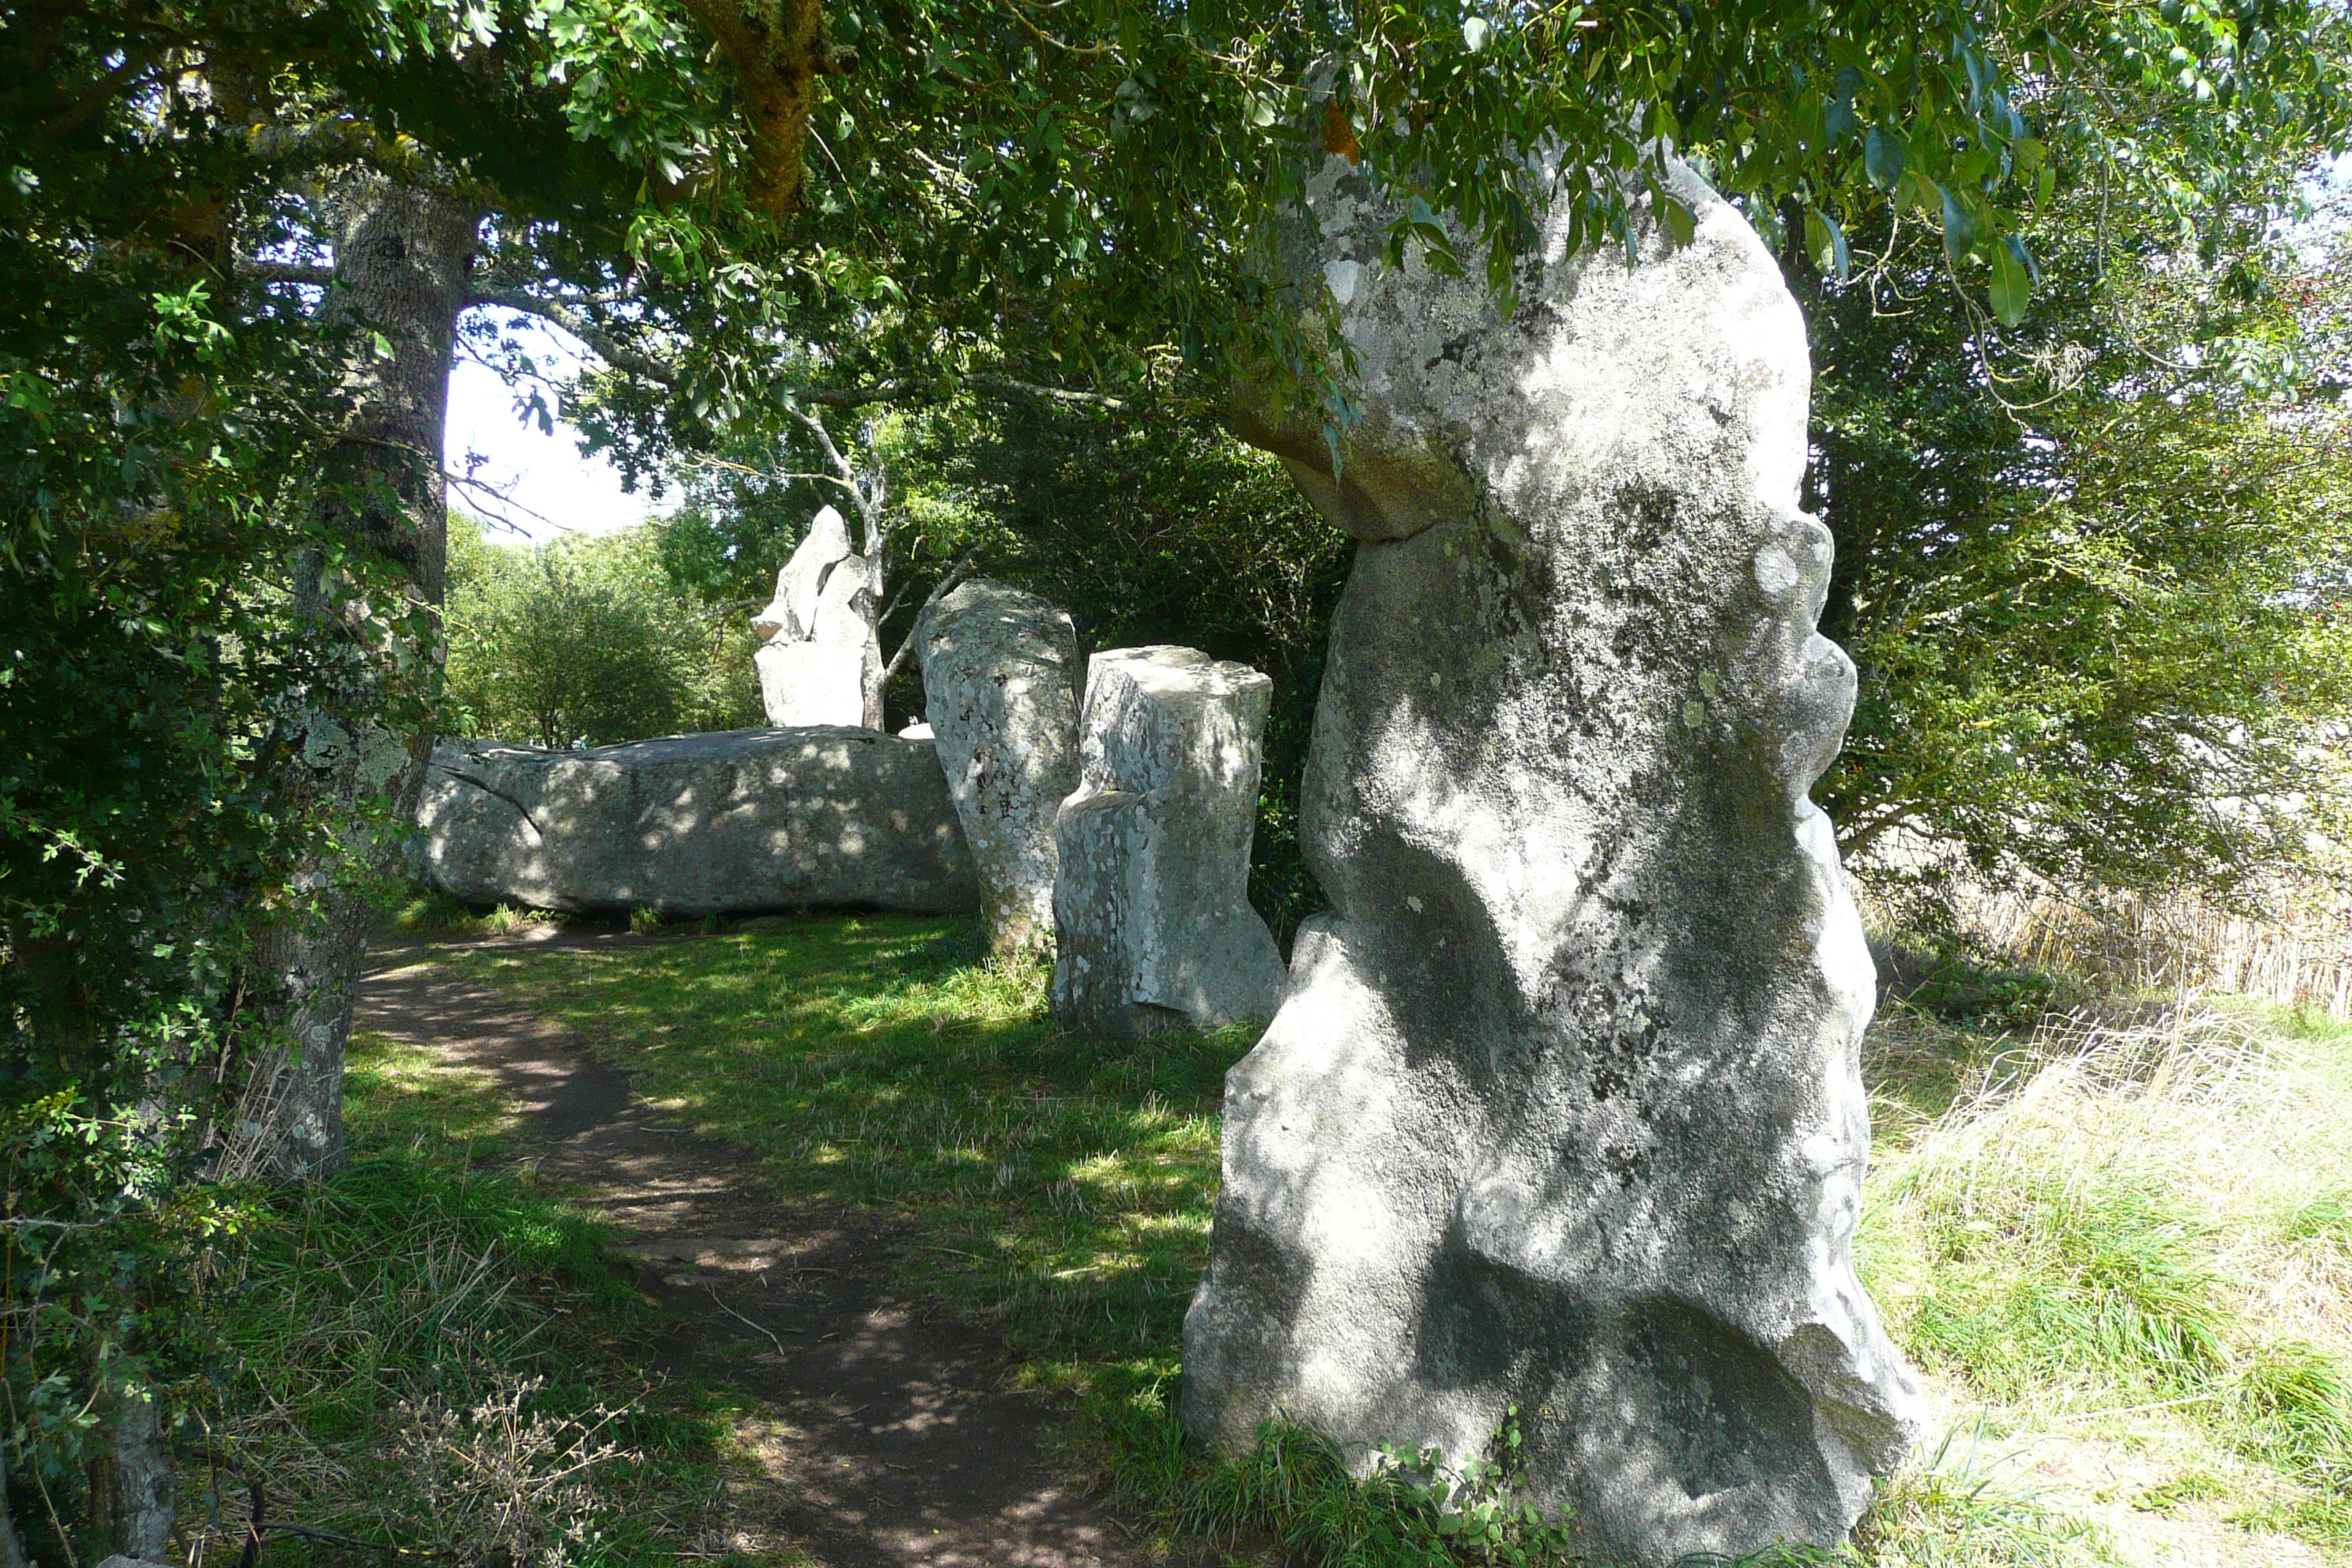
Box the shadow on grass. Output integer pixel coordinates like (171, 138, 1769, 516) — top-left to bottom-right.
(216, 1030, 768, 1568)
(447, 913, 1254, 1398)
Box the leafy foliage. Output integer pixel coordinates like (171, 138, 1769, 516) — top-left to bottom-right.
(1, 0, 719, 1548)
(1801, 172, 2352, 900)
(445, 514, 759, 747)
(562, 0, 2352, 442)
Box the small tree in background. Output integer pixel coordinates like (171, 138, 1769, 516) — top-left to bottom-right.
(443, 516, 762, 750)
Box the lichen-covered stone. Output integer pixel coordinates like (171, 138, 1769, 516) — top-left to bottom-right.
(1051, 647, 1285, 1036)
(410, 728, 976, 916)
(752, 506, 879, 727)
(1182, 154, 1924, 1567)
(914, 581, 1083, 955)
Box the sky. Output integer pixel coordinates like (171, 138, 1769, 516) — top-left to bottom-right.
(442, 312, 661, 546)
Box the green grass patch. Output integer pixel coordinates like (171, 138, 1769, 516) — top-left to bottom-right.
(1898, 1178, 2231, 1398)
(211, 1028, 769, 1568)
(385, 888, 577, 938)
(444, 916, 1250, 1395)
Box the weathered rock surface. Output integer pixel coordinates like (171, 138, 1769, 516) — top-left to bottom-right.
(410, 728, 977, 916)
(755, 643, 870, 729)
(1051, 647, 1285, 1036)
(753, 506, 881, 728)
(1182, 154, 1924, 1566)
(914, 580, 1084, 954)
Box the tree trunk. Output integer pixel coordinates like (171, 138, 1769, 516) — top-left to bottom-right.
(241, 171, 479, 1179)
(87, 1386, 175, 1561)
(1, 1441, 31, 1568)
(861, 549, 888, 731)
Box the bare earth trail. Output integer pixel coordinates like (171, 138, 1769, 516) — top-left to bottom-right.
(356, 931, 1159, 1568)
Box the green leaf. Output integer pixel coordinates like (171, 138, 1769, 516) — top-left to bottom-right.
(1805, 208, 1851, 281)
(1661, 195, 1697, 247)
(1460, 15, 1492, 53)
(1864, 125, 1907, 190)
(1989, 235, 2032, 325)
(1941, 186, 1980, 260)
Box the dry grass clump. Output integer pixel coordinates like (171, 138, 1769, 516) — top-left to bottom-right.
(1853, 830, 2352, 1019)
(391, 1376, 631, 1568)
(1861, 996, 2352, 1561)
(1959, 883, 2352, 1020)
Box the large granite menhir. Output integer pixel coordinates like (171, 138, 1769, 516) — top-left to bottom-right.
(1181, 155, 1925, 1566)
(1052, 647, 1286, 1037)
(914, 580, 1083, 956)
(410, 728, 976, 916)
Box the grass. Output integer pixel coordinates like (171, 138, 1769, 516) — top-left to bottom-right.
(443, 916, 1248, 1392)
(387, 889, 573, 938)
(428, 912, 2352, 1568)
(1862, 996, 2352, 1561)
(199, 1025, 784, 1568)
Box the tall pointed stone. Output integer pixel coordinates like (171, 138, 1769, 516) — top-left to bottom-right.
(753, 505, 878, 728)
(1181, 154, 1925, 1567)
(914, 579, 1083, 955)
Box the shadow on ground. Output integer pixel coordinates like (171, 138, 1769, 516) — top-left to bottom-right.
(358, 930, 1156, 1568)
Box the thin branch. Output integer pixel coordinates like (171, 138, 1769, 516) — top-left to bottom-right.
(703, 1284, 796, 1354)
(238, 258, 339, 290)
(47, 50, 162, 134)
(781, 375, 1128, 412)
(676, 451, 854, 491)
(244, 118, 476, 194)
(968, 374, 1128, 410)
(1004, 3, 1112, 59)
(788, 380, 922, 409)
(467, 285, 681, 388)
(878, 554, 977, 688)
(786, 406, 859, 487)
(263, 1523, 448, 1558)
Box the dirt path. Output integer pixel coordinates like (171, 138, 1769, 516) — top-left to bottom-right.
(357, 931, 1158, 1568)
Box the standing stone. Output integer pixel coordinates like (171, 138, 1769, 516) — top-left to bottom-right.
(753, 505, 880, 728)
(1051, 647, 1286, 1036)
(913, 580, 1082, 954)
(1180, 154, 1924, 1566)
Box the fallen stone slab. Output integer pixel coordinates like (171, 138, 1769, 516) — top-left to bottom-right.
(1183, 151, 1924, 1567)
(410, 728, 977, 916)
(1051, 646, 1285, 1036)
(916, 580, 1084, 955)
